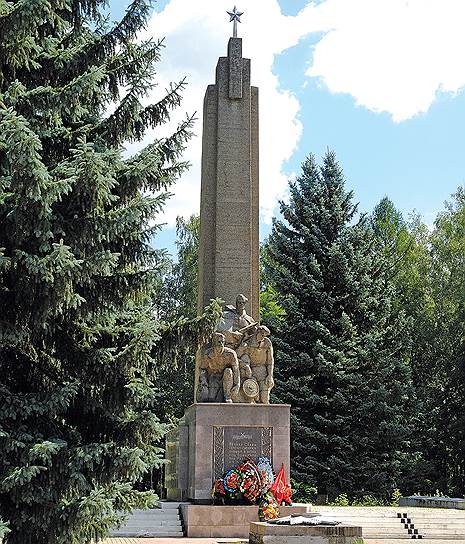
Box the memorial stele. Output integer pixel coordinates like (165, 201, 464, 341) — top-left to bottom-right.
(165, 9, 291, 512)
(194, 5, 273, 405)
(197, 6, 259, 322)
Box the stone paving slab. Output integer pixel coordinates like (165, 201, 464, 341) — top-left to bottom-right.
(365, 540, 465, 544)
(104, 541, 465, 544)
(103, 539, 247, 544)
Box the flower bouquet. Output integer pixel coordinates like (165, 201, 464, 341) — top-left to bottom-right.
(237, 459, 262, 503)
(257, 456, 274, 492)
(212, 477, 226, 499)
(211, 456, 293, 514)
(223, 468, 242, 500)
(258, 492, 280, 521)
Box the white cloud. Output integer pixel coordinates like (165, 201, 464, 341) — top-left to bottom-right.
(305, 0, 465, 122)
(136, 0, 307, 227)
(132, 0, 465, 226)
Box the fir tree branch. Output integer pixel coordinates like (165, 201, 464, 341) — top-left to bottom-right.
(96, 78, 187, 146)
(97, 0, 150, 50)
(51, 1, 152, 86)
(153, 299, 222, 367)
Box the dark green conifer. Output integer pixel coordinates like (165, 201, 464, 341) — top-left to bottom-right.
(264, 152, 412, 499)
(0, 1, 220, 542)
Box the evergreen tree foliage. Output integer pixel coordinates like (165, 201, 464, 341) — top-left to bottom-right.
(0, 1, 220, 543)
(426, 188, 465, 494)
(162, 214, 200, 321)
(370, 199, 439, 494)
(156, 214, 200, 422)
(370, 197, 411, 285)
(369, 192, 465, 496)
(264, 152, 412, 499)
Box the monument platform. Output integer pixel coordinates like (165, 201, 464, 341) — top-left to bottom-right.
(249, 521, 363, 544)
(181, 504, 312, 538)
(399, 495, 465, 510)
(165, 403, 290, 503)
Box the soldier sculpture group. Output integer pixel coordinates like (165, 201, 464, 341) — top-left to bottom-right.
(197, 294, 275, 404)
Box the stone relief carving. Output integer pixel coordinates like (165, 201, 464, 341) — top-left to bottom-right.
(198, 294, 275, 404)
(237, 325, 274, 404)
(217, 293, 256, 349)
(197, 332, 240, 403)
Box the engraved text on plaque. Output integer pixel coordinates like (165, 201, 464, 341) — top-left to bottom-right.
(213, 425, 273, 478)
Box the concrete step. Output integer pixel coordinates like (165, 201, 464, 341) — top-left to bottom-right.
(320, 513, 465, 520)
(111, 527, 184, 535)
(399, 508, 465, 519)
(418, 525, 465, 530)
(330, 520, 465, 529)
(315, 505, 465, 540)
(319, 506, 465, 515)
(363, 535, 415, 539)
(122, 512, 181, 522)
(113, 520, 182, 528)
(328, 519, 410, 525)
(366, 540, 465, 544)
(159, 501, 189, 509)
(415, 529, 465, 532)
(111, 530, 184, 537)
(362, 533, 415, 537)
(124, 508, 179, 517)
(109, 503, 185, 538)
(420, 535, 465, 539)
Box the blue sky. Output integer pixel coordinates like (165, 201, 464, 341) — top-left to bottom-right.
(109, 0, 465, 254)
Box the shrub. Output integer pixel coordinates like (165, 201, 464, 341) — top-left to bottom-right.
(290, 479, 317, 504)
(329, 493, 350, 506)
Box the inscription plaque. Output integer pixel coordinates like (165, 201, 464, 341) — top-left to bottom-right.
(213, 425, 273, 478)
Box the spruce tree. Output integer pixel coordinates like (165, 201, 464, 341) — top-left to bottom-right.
(370, 199, 439, 494)
(0, 1, 220, 542)
(264, 152, 412, 500)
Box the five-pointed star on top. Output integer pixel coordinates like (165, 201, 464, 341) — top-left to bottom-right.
(227, 6, 244, 23)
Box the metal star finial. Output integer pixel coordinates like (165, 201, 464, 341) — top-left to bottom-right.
(227, 6, 244, 38)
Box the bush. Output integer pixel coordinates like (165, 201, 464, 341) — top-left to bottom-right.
(329, 493, 350, 506)
(351, 495, 385, 507)
(391, 488, 403, 506)
(328, 490, 405, 507)
(290, 479, 317, 504)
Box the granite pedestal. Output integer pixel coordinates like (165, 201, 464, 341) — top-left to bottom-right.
(181, 504, 312, 538)
(165, 403, 291, 503)
(249, 521, 363, 544)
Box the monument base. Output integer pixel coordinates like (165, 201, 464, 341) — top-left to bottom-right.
(249, 521, 362, 544)
(165, 403, 290, 503)
(181, 504, 312, 538)
(399, 496, 465, 510)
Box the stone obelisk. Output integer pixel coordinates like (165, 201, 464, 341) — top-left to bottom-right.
(197, 22, 259, 320)
(165, 12, 293, 515)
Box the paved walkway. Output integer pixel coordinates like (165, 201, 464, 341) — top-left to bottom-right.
(104, 540, 465, 544)
(104, 539, 246, 544)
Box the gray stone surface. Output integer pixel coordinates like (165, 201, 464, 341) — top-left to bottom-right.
(399, 496, 465, 510)
(165, 426, 189, 501)
(197, 36, 259, 322)
(181, 504, 311, 538)
(219, 426, 270, 474)
(165, 403, 290, 503)
(109, 504, 187, 537)
(249, 521, 362, 544)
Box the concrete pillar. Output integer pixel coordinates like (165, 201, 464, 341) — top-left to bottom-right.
(197, 37, 260, 321)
